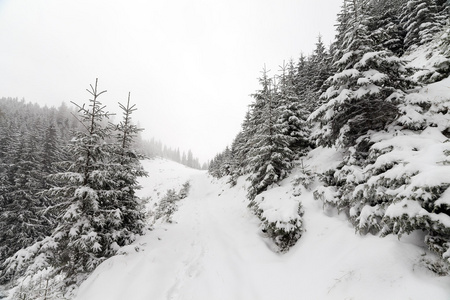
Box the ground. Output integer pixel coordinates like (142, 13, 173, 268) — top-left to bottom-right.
(74, 158, 450, 300)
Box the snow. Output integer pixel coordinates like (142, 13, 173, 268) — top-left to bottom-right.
(254, 184, 301, 232)
(385, 199, 450, 228)
(137, 158, 204, 210)
(404, 30, 450, 82)
(71, 157, 450, 300)
(331, 68, 360, 81)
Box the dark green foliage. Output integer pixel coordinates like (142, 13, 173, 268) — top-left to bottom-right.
(258, 202, 304, 252)
(0, 99, 77, 280)
(400, 0, 445, 51)
(310, 0, 416, 148)
(179, 181, 191, 199)
(45, 80, 117, 283)
(245, 69, 295, 201)
(109, 93, 148, 246)
(154, 182, 191, 223)
(154, 189, 180, 223)
(1, 83, 149, 289)
(369, 0, 407, 56)
(2, 80, 148, 290)
(208, 0, 450, 264)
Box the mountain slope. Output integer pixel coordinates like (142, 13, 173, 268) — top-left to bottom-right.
(73, 158, 450, 300)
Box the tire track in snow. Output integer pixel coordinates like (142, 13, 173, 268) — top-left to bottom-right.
(172, 174, 263, 300)
(166, 206, 206, 300)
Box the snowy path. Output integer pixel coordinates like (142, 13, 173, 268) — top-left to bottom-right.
(75, 170, 278, 300)
(75, 159, 450, 300)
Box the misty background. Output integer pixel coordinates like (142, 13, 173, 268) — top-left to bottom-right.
(0, 0, 341, 162)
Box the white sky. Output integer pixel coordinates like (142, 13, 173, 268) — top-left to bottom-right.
(0, 0, 341, 163)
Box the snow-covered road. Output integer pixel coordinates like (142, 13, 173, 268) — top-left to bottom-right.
(74, 164, 279, 300)
(74, 159, 450, 300)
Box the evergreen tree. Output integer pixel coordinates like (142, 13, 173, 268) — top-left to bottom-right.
(401, 0, 444, 51)
(0, 119, 54, 268)
(232, 110, 252, 170)
(246, 69, 294, 201)
(44, 79, 118, 285)
(218, 146, 232, 177)
(208, 152, 225, 178)
(277, 61, 310, 154)
(109, 93, 148, 247)
(369, 0, 406, 56)
(0, 86, 148, 287)
(310, 0, 414, 148)
(155, 189, 180, 223)
(310, 35, 333, 96)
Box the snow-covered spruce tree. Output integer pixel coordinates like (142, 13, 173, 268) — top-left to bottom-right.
(310, 0, 413, 149)
(39, 79, 148, 287)
(179, 181, 191, 199)
(310, 0, 416, 228)
(369, 0, 406, 56)
(154, 189, 180, 223)
(208, 147, 233, 179)
(293, 40, 332, 114)
(208, 152, 225, 178)
(108, 93, 148, 250)
(343, 11, 449, 238)
(370, 76, 450, 266)
(228, 111, 253, 185)
(218, 146, 233, 177)
(277, 62, 310, 155)
(0, 121, 55, 271)
(246, 68, 295, 202)
(43, 79, 114, 285)
(400, 0, 445, 51)
(309, 36, 333, 102)
(245, 69, 305, 251)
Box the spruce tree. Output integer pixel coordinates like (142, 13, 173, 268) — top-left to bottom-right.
(369, 0, 406, 56)
(401, 0, 444, 51)
(277, 61, 310, 154)
(109, 93, 148, 247)
(0, 121, 53, 267)
(218, 146, 232, 177)
(45, 79, 117, 285)
(246, 69, 294, 201)
(309, 0, 416, 236)
(310, 0, 413, 148)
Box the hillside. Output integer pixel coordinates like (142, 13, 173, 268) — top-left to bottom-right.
(71, 158, 450, 300)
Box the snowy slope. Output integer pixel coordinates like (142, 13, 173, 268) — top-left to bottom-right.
(74, 158, 450, 300)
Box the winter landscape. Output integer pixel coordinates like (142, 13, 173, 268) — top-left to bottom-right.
(1, 0, 450, 299)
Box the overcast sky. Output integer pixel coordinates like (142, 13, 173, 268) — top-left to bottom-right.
(0, 0, 341, 163)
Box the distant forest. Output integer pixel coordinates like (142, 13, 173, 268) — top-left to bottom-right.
(139, 138, 206, 170)
(0, 97, 205, 170)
